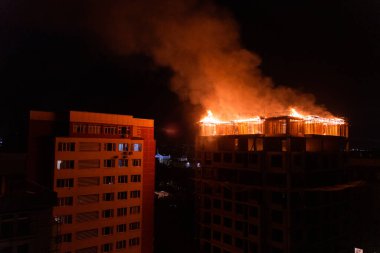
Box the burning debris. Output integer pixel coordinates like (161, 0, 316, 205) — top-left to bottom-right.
(199, 109, 348, 137)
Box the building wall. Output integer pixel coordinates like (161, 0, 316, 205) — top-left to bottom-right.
(28, 111, 155, 253)
(194, 134, 359, 253)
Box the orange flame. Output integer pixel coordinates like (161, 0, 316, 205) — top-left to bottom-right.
(199, 110, 224, 124)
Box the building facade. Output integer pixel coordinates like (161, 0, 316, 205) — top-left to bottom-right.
(27, 111, 155, 253)
(194, 116, 362, 253)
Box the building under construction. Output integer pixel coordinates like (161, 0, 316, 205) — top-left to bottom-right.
(194, 115, 363, 253)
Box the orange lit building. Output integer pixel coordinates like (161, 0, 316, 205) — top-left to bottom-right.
(195, 115, 363, 253)
(27, 111, 155, 253)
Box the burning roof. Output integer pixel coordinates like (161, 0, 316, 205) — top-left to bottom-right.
(199, 109, 348, 137)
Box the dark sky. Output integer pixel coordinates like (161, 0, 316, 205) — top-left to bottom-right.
(0, 0, 379, 148)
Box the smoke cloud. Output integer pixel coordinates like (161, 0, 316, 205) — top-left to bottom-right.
(88, 0, 332, 120)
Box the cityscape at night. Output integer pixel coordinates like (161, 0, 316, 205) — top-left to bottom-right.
(1, 0, 380, 253)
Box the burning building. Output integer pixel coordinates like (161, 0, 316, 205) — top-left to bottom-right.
(194, 110, 362, 253)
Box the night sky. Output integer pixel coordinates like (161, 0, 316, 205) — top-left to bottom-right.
(0, 0, 379, 149)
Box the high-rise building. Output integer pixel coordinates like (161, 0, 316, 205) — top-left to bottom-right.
(27, 111, 155, 253)
(194, 115, 363, 253)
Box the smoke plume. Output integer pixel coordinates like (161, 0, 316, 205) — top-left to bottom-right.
(89, 0, 331, 120)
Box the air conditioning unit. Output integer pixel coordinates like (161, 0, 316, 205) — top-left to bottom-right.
(128, 151, 133, 155)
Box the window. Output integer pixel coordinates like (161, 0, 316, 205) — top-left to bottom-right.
(101, 243, 113, 252)
(88, 125, 101, 134)
(102, 226, 113, 235)
(223, 234, 232, 245)
(118, 175, 128, 183)
(213, 231, 221, 241)
(223, 217, 232, 228)
(102, 209, 114, 218)
(104, 159, 115, 168)
(116, 224, 127, 232)
(104, 143, 116, 151)
(117, 207, 127, 216)
(57, 160, 74, 170)
(73, 124, 86, 134)
(249, 224, 258, 235)
(56, 233, 72, 243)
(118, 143, 129, 151)
(118, 191, 128, 200)
(272, 229, 283, 242)
(104, 126, 116, 135)
(103, 193, 114, 201)
(129, 221, 140, 230)
(130, 175, 141, 182)
(103, 176, 115, 184)
(132, 159, 141, 167)
(56, 178, 74, 188)
(58, 142, 75, 151)
(132, 143, 142, 151)
(118, 159, 128, 167)
(130, 206, 140, 214)
(213, 215, 221, 225)
(272, 210, 283, 224)
(57, 215, 72, 224)
(57, 196, 73, 206)
(116, 240, 127, 249)
(118, 126, 130, 135)
(130, 190, 140, 198)
(129, 237, 140, 246)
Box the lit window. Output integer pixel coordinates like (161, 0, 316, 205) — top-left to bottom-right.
(57, 160, 74, 170)
(118, 143, 129, 151)
(132, 143, 142, 152)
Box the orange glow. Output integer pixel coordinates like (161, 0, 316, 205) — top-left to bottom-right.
(198, 108, 347, 137)
(200, 110, 225, 124)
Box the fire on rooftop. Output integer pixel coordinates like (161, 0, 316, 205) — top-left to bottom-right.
(199, 109, 348, 137)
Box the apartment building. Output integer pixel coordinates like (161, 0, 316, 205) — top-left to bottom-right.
(27, 111, 155, 253)
(195, 115, 363, 253)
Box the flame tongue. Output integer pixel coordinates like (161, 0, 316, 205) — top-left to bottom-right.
(200, 110, 224, 124)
